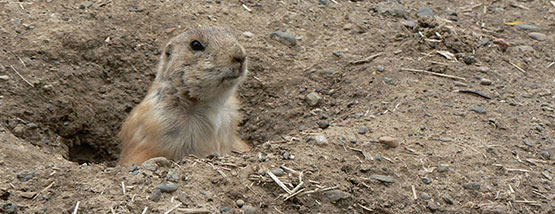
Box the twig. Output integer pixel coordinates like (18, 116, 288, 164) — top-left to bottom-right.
(350, 52, 383, 65)
(177, 208, 210, 214)
(547, 61, 554, 68)
(242, 4, 252, 12)
(506, 168, 530, 173)
(110, 207, 116, 214)
(164, 203, 181, 214)
(141, 207, 148, 214)
(507, 60, 526, 73)
(267, 170, 293, 194)
(457, 89, 491, 99)
(400, 68, 466, 81)
(411, 185, 417, 200)
(17, 56, 26, 68)
(33, 182, 55, 200)
(121, 181, 126, 195)
(72, 201, 80, 214)
(9, 65, 34, 87)
(358, 204, 373, 212)
(284, 188, 305, 201)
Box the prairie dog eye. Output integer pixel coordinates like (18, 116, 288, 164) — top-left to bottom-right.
(190, 40, 205, 51)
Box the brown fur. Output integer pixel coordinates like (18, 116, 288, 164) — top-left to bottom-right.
(118, 27, 250, 166)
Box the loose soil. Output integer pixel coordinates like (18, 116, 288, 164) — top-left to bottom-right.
(0, 0, 554, 213)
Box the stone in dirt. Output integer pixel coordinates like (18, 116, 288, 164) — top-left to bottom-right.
(527, 32, 546, 41)
(324, 189, 351, 203)
(305, 92, 321, 106)
(314, 135, 328, 146)
(155, 183, 178, 193)
(150, 189, 161, 202)
(271, 168, 285, 176)
(370, 174, 395, 183)
(378, 136, 399, 148)
(462, 182, 480, 190)
(142, 157, 171, 171)
(441, 193, 454, 204)
(270, 31, 297, 46)
(515, 24, 539, 31)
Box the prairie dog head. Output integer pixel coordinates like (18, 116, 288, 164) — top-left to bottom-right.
(156, 27, 247, 101)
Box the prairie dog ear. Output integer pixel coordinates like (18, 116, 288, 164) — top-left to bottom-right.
(158, 42, 174, 73)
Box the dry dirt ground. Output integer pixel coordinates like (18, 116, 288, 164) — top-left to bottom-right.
(0, 0, 554, 213)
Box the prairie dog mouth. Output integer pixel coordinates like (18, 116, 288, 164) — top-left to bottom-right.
(221, 67, 245, 81)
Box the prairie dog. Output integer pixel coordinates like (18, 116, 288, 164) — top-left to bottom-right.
(118, 27, 250, 166)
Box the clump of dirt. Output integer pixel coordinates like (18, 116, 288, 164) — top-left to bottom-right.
(0, 0, 553, 213)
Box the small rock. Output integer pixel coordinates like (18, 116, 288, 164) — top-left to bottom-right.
(523, 139, 535, 147)
(427, 201, 439, 211)
(383, 77, 393, 84)
(417, 7, 435, 17)
(128, 7, 139, 12)
(509, 45, 535, 53)
(324, 189, 351, 203)
(18, 191, 36, 199)
(454, 81, 468, 87)
(319, 0, 328, 5)
(323, 69, 334, 75)
(314, 135, 328, 146)
(242, 32, 254, 38)
(515, 24, 539, 31)
(236, 199, 245, 208)
(528, 32, 547, 41)
(479, 205, 506, 214)
(270, 31, 297, 46)
(377, 65, 385, 72)
(79, 1, 93, 9)
(439, 137, 452, 142)
(422, 177, 432, 184)
(242, 205, 256, 214)
(343, 23, 354, 30)
(332, 50, 343, 57)
(378, 136, 399, 148)
(305, 92, 321, 106)
(357, 127, 368, 135)
(166, 169, 180, 182)
(150, 189, 161, 202)
(401, 20, 416, 28)
(12, 124, 25, 135)
(421, 193, 431, 200)
(370, 174, 396, 183)
(219, 206, 231, 213)
(164, 28, 176, 34)
(1, 202, 17, 214)
(442, 193, 454, 205)
(448, 16, 458, 22)
(129, 166, 139, 175)
(542, 171, 552, 180)
(478, 38, 490, 46)
(0, 75, 9, 80)
(142, 157, 171, 171)
(375, 154, 382, 161)
(480, 78, 492, 85)
(437, 164, 449, 172)
(155, 183, 178, 193)
(463, 56, 476, 65)
(17, 171, 35, 182)
(462, 182, 481, 190)
(539, 151, 551, 160)
(471, 107, 486, 114)
(271, 168, 285, 176)
(445, 9, 457, 16)
(317, 121, 330, 129)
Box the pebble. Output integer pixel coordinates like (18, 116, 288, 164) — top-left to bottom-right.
(441, 193, 454, 204)
(422, 177, 432, 184)
(314, 135, 328, 146)
(242, 32, 254, 38)
(1, 202, 17, 214)
(509, 45, 534, 53)
(242, 205, 257, 214)
(270, 31, 297, 46)
(150, 189, 161, 202)
(219, 206, 231, 213)
(13, 124, 25, 135)
(437, 164, 449, 172)
(401, 20, 416, 28)
(236, 199, 245, 207)
(480, 78, 492, 85)
(515, 24, 539, 31)
(528, 32, 547, 41)
(155, 183, 178, 193)
(471, 107, 486, 114)
(539, 151, 550, 160)
(439, 137, 452, 142)
(317, 121, 330, 129)
(383, 77, 393, 84)
(378, 136, 399, 148)
(319, 0, 328, 5)
(427, 201, 439, 211)
(454, 81, 468, 87)
(17, 171, 35, 182)
(343, 23, 353, 30)
(445, 9, 457, 16)
(462, 182, 481, 190)
(332, 50, 343, 57)
(142, 157, 171, 171)
(421, 193, 431, 200)
(370, 174, 396, 183)
(0, 75, 9, 80)
(129, 166, 139, 175)
(479, 205, 506, 214)
(463, 56, 476, 65)
(324, 189, 351, 203)
(375, 154, 382, 161)
(357, 127, 368, 135)
(305, 92, 321, 106)
(417, 7, 435, 17)
(523, 139, 535, 147)
(271, 168, 285, 176)
(166, 169, 180, 182)
(79, 1, 93, 9)
(478, 38, 490, 46)
(377, 65, 385, 72)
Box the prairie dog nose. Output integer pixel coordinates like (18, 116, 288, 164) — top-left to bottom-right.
(232, 45, 246, 64)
